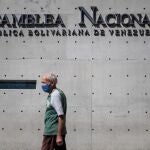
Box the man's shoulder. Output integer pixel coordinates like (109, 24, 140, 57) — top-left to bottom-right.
(56, 88, 63, 93)
(56, 88, 66, 99)
(51, 88, 66, 99)
(51, 89, 60, 97)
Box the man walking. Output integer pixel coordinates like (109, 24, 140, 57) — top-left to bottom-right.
(41, 73, 67, 150)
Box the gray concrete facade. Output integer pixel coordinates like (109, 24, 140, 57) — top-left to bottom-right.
(0, 0, 150, 149)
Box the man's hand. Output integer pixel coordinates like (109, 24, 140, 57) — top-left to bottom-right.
(56, 135, 63, 146)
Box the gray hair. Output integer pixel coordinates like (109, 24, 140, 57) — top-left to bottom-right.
(47, 73, 58, 85)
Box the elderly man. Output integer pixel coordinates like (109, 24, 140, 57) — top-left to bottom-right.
(41, 73, 67, 150)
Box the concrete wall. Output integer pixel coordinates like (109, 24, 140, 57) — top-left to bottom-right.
(0, 0, 150, 150)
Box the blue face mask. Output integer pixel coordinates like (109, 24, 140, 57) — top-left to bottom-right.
(41, 83, 52, 93)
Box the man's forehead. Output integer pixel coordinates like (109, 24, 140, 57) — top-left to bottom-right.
(41, 74, 51, 83)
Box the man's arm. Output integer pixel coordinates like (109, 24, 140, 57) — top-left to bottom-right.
(56, 115, 65, 145)
(51, 90, 65, 145)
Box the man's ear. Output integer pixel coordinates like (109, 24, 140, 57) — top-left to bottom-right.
(51, 81, 55, 87)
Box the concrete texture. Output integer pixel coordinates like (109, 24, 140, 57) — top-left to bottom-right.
(0, 0, 150, 150)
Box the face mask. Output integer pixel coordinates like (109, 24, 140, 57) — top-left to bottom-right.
(41, 83, 52, 93)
